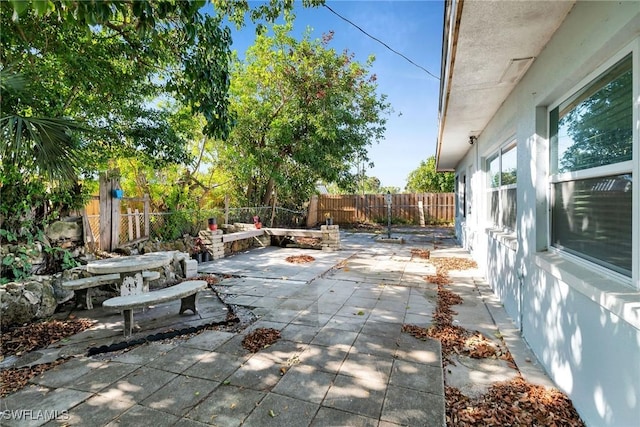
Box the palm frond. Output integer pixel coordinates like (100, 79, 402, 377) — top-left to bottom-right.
(1, 115, 88, 182)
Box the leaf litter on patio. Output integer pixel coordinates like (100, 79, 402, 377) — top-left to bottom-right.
(242, 327, 281, 352)
(410, 248, 431, 259)
(1, 358, 70, 397)
(0, 318, 94, 397)
(1, 318, 94, 357)
(403, 256, 585, 426)
(285, 254, 315, 264)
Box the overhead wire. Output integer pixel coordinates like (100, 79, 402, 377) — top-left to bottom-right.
(323, 3, 440, 81)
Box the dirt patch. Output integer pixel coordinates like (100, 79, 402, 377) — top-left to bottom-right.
(285, 255, 316, 264)
(242, 328, 281, 352)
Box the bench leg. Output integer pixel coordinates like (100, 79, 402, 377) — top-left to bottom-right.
(179, 293, 198, 315)
(122, 309, 134, 337)
(142, 278, 150, 313)
(75, 289, 93, 310)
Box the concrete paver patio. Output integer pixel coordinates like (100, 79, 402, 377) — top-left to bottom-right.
(0, 227, 552, 426)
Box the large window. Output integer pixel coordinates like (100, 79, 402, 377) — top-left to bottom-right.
(549, 54, 633, 277)
(486, 142, 517, 230)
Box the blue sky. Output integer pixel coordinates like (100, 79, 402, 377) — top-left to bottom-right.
(222, 1, 444, 190)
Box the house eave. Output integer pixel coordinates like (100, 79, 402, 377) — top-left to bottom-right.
(436, 0, 575, 171)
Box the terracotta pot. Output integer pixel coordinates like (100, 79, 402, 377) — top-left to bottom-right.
(208, 217, 217, 231)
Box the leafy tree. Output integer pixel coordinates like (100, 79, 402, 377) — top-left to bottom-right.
(0, 0, 324, 241)
(1, 1, 232, 174)
(221, 23, 390, 208)
(405, 156, 454, 193)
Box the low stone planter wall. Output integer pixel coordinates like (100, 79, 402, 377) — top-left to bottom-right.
(196, 223, 340, 258)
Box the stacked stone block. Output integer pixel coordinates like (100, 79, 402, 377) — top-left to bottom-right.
(198, 229, 225, 260)
(321, 225, 341, 251)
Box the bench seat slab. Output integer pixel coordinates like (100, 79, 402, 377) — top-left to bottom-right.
(62, 273, 121, 310)
(103, 280, 207, 337)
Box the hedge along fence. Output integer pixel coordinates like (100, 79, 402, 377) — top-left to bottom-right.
(309, 193, 455, 226)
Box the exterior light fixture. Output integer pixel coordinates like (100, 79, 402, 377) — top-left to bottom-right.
(469, 136, 477, 145)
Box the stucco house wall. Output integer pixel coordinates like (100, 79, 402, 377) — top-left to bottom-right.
(448, 2, 639, 426)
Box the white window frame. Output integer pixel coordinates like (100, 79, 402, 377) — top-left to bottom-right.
(485, 139, 517, 232)
(547, 40, 639, 290)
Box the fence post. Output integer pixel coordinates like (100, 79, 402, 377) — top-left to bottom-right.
(307, 195, 318, 227)
(134, 208, 141, 239)
(99, 173, 110, 251)
(99, 171, 121, 251)
(109, 172, 121, 250)
(143, 194, 150, 238)
(224, 194, 229, 225)
(127, 207, 134, 241)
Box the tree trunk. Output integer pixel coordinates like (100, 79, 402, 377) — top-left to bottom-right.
(262, 176, 275, 206)
(246, 178, 256, 204)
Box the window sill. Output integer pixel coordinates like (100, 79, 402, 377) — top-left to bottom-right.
(535, 252, 640, 330)
(486, 228, 518, 251)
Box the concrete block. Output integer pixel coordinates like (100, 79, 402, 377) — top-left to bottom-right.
(184, 259, 198, 278)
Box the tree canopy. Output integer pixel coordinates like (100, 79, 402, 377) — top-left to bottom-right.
(219, 23, 390, 208)
(0, 0, 324, 239)
(405, 156, 454, 193)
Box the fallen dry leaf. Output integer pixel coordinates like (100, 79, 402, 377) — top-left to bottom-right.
(446, 377, 585, 426)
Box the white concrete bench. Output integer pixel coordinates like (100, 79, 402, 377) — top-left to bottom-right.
(142, 270, 160, 291)
(263, 228, 323, 238)
(102, 280, 208, 337)
(222, 229, 265, 243)
(62, 273, 120, 309)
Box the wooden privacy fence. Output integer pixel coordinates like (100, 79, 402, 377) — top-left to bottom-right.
(84, 194, 151, 251)
(83, 188, 453, 251)
(309, 193, 454, 226)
